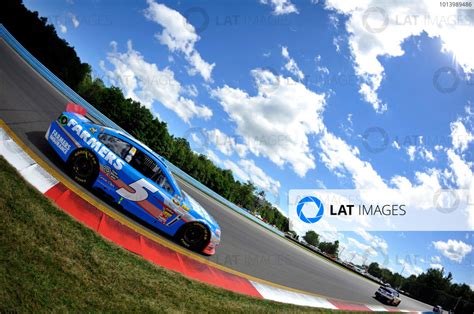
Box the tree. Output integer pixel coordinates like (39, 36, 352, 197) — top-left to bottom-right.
(318, 240, 339, 257)
(303, 231, 320, 247)
(368, 262, 382, 279)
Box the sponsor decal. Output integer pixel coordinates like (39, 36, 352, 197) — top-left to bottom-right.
(102, 165, 119, 180)
(49, 129, 71, 155)
(58, 114, 68, 125)
(158, 208, 173, 224)
(66, 118, 124, 171)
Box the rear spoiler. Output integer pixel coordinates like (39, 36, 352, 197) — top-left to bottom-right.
(65, 102, 103, 125)
(65, 102, 87, 116)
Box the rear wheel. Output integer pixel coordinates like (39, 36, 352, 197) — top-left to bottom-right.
(67, 149, 99, 187)
(177, 222, 210, 252)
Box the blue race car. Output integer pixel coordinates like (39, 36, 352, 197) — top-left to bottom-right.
(45, 111, 221, 255)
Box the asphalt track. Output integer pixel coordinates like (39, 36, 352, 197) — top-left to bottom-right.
(0, 39, 432, 311)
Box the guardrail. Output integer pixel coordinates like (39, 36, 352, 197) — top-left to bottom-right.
(0, 24, 284, 237)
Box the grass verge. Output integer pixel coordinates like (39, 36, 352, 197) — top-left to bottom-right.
(0, 156, 336, 313)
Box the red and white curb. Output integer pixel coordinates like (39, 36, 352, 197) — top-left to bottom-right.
(0, 125, 423, 312)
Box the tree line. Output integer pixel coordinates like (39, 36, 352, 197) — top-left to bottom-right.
(303, 230, 339, 257)
(367, 262, 474, 312)
(303, 230, 474, 312)
(0, 0, 289, 232)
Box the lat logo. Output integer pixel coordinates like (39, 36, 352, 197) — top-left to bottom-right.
(330, 204, 354, 216)
(296, 196, 324, 224)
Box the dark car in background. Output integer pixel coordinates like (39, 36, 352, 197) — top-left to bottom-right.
(375, 284, 401, 306)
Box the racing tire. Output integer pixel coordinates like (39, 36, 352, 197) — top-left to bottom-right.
(177, 222, 210, 252)
(67, 149, 99, 187)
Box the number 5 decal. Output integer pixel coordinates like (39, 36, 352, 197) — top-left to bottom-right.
(116, 178, 158, 202)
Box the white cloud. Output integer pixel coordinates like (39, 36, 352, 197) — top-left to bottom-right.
(451, 120, 474, 152)
(101, 40, 212, 123)
(205, 129, 248, 157)
(317, 65, 330, 75)
(398, 258, 423, 276)
(431, 255, 441, 263)
(407, 145, 416, 161)
(69, 13, 79, 28)
(260, 0, 298, 15)
(318, 128, 465, 212)
(212, 68, 326, 177)
(204, 149, 221, 164)
(282, 46, 305, 80)
(319, 130, 387, 189)
(240, 159, 281, 194)
(314, 54, 330, 76)
(333, 36, 343, 52)
(324, 1, 474, 113)
(430, 263, 444, 270)
(406, 145, 436, 162)
(348, 237, 377, 256)
(355, 229, 388, 254)
(222, 159, 281, 195)
(421, 148, 435, 162)
(144, 0, 215, 81)
(183, 84, 198, 97)
(392, 141, 401, 150)
(58, 23, 67, 34)
(446, 148, 472, 188)
(433, 239, 473, 263)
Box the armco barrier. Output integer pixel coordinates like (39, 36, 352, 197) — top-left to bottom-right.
(0, 24, 284, 237)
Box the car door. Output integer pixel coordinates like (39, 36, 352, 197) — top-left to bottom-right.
(96, 132, 172, 232)
(150, 166, 186, 232)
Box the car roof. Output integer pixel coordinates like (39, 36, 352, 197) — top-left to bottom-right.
(100, 126, 182, 197)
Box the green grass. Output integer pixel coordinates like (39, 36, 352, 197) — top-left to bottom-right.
(0, 157, 339, 313)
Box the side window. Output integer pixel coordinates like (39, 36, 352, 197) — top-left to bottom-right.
(154, 168, 174, 195)
(98, 133, 131, 159)
(128, 149, 159, 180)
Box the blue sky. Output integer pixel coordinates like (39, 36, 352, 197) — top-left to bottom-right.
(23, 0, 473, 286)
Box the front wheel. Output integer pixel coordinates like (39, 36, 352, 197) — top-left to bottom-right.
(177, 222, 210, 252)
(67, 149, 99, 187)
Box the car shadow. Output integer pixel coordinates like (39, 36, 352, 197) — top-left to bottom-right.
(372, 295, 399, 308)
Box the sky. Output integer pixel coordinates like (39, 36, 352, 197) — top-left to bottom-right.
(23, 0, 473, 286)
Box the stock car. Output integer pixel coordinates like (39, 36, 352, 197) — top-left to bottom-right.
(374, 284, 402, 306)
(45, 110, 221, 255)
